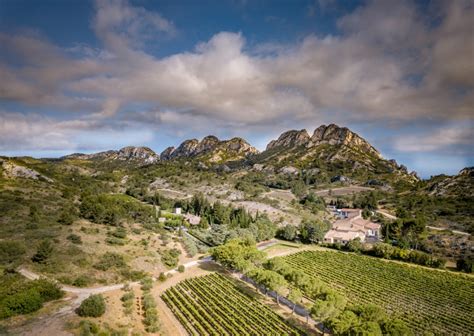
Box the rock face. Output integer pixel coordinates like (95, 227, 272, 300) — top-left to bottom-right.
(266, 130, 310, 150)
(265, 124, 381, 159)
(62, 146, 159, 165)
(309, 124, 382, 158)
(256, 124, 419, 184)
(160, 146, 175, 161)
(428, 167, 474, 197)
(116, 146, 159, 164)
(1, 159, 53, 182)
(161, 136, 258, 163)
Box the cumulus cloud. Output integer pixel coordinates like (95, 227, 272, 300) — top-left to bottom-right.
(0, 0, 473, 155)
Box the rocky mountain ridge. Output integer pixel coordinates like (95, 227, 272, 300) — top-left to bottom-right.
(160, 136, 258, 163)
(63, 146, 159, 164)
(266, 124, 381, 159)
(56, 124, 418, 185)
(427, 167, 474, 197)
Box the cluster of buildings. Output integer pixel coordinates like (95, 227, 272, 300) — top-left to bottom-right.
(324, 208, 381, 244)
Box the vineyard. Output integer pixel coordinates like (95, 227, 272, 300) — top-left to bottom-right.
(161, 273, 304, 336)
(280, 250, 474, 335)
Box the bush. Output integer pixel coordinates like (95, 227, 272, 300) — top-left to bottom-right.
(94, 252, 126, 271)
(140, 277, 153, 291)
(77, 294, 106, 317)
(32, 240, 54, 264)
(67, 234, 82, 245)
(0, 288, 43, 318)
(72, 275, 91, 287)
(158, 272, 167, 282)
(160, 248, 181, 268)
(30, 278, 64, 301)
(177, 265, 185, 273)
(0, 241, 26, 264)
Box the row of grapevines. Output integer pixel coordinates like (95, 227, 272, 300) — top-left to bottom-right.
(279, 250, 474, 335)
(162, 273, 304, 336)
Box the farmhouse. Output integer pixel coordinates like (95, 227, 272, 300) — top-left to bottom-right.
(324, 209, 381, 244)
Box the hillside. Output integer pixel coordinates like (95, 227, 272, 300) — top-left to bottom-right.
(250, 124, 418, 188)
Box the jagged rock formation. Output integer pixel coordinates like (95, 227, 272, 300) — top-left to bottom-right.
(309, 124, 382, 159)
(0, 159, 53, 182)
(63, 146, 159, 165)
(161, 136, 258, 163)
(256, 124, 418, 184)
(266, 130, 310, 150)
(427, 167, 474, 197)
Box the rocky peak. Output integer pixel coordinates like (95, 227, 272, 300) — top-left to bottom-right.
(224, 137, 259, 155)
(161, 135, 258, 162)
(117, 146, 159, 163)
(170, 139, 199, 159)
(266, 129, 310, 150)
(309, 124, 382, 158)
(195, 135, 220, 155)
(160, 146, 175, 160)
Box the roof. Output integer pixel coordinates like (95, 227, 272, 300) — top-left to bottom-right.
(325, 230, 365, 241)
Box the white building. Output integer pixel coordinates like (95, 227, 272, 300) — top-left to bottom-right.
(324, 209, 381, 244)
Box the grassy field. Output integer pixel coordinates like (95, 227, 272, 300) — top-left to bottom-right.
(161, 273, 304, 335)
(279, 250, 474, 335)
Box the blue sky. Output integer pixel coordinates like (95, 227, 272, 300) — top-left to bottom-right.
(0, 0, 473, 178)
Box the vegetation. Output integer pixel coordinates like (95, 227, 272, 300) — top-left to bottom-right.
(77, 294, 106, 317)
(0, 274, 64, 319)
(161, 273, 303, 335)
(279, 250, 474, 334)
(160, 248, 181, 268)
(141, 276, 160, 332)
(211, 238, 265, 272)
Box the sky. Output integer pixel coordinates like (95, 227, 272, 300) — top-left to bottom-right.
(0, 0, 473, 178)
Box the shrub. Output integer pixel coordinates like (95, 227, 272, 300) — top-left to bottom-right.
(77, 294, 106, 317)
(140, 277, 153, 291)
(105, 237, 126, 246)
(158, 272, 167, 282)
(72, 275, 91, 287)
(31, 240, 54, 264)
(160, 248, 181, 268)
(0, 241, 26, 264)
(94, 252, 126, 271)
(67, 234, 82, 244)
(177, 265, 185, 273)
(0, 288, 43, 318)
(30, 278, 64, 301)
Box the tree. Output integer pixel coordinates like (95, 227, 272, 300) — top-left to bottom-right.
(252, 269, 287, 305)
(300, 219, 331, 243)
(291, 180, 307, 198)
(77, 294, 106, 317)
(383, 318, 412, 336)
(211, 239, 265, 272)
(311, 290, 347, 323)
(32, 240, 53, 264)
(279, 224, 297, 241)
(327, 310, 360, 335)
(199, 216, 209, 229)
(288, 288, 302, 314)
(457, 255, 473, 273)
(346, 238, 363, 253)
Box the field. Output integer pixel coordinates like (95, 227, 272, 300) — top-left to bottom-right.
(280, 250, 474, 335)
(161, 273, 303, 336)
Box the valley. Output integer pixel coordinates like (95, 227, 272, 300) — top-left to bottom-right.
(0, 124, 472, 336)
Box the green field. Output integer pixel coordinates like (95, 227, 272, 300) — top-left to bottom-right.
(279, 250, 474, 335)
(161, 273, 303, 336)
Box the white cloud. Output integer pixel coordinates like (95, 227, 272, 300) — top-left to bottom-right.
(394, 125, 474, 153)
(0, 0, 473, 155)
